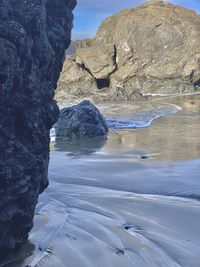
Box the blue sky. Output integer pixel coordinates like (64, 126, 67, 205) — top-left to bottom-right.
(72, 0, 200, 40)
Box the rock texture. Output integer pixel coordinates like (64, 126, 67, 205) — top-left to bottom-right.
(56, 0, 200, 103)
(52, 100, 108, 140)
(76, 44, 116, 79)
(57, 55, 98, 101)
(0, 0, 76, 252)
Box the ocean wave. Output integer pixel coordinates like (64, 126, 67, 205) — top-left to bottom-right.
(107, 104, 181, 129)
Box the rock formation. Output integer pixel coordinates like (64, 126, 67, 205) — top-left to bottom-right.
(0, 0, 76, 252)
(56, 0, 200, 103)
(52, 100, 108, 140)
(57, 55, 98, 101)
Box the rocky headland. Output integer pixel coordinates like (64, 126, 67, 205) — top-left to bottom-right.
(0, 0, 76, 252)
(56, 0, 200, 104)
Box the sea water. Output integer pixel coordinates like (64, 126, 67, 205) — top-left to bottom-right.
(2, 94, 200, 267)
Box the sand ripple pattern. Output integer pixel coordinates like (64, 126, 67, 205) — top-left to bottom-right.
(21, 155, 200, 267)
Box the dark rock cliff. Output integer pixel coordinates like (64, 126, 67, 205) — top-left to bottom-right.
(0, 0, 76, 251)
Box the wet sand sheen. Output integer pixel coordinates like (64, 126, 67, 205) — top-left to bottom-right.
(3, 94, 200, 267)
(25, 157, 200, 267)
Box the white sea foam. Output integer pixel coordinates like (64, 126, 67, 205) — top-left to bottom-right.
(107, 103, 181, 129)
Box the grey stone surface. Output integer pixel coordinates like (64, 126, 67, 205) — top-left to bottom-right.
(97, 0, 200, 97)
(53, 100, 108, 139)
(56, 1, 200, 104)
(76, 44, 116, 79)
(0, 0, 76, 251)
(56, 56, 98, 101)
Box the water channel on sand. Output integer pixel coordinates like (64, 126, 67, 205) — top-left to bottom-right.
(2, 94, 200, 267)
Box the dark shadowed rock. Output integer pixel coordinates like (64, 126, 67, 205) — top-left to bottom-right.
(52, 100, 108, 140)
(56, 0, 200, 104)
(0, 0, 76, 252)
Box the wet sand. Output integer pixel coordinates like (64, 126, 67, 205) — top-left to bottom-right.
(2, 94, 200, 267)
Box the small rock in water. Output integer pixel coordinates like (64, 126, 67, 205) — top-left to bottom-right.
(140, 155, 149, 159)
(115, 248, 125, 255)
(124, 224, 133, 230)
(52, 100, 108, 140)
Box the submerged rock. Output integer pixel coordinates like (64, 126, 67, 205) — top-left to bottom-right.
(56, 0, 200, 103)
(0, 0, 76, 252)
(52, 100, 108, 139)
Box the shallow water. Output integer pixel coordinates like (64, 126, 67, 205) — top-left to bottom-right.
(2, 94, 200, 267)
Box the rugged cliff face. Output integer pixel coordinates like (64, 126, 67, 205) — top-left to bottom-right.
(0, 0, 76, 251)
(56, 0, 200, 103)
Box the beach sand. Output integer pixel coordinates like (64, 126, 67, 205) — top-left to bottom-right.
(2, 94, 200, 267)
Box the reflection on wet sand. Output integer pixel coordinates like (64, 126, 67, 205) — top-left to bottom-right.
(50, 136, 107, 157)
(3, 94, 200, 267)
(104, 114, 200, 161)
(101, 94, 200, 161)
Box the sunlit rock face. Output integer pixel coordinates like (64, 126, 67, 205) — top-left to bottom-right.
(96, 1, 200, 96)
(57, 1, 200, 103)
(0, 0, 76, 251)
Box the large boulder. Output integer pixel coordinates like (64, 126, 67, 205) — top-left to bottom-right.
(0, 0, 76, 252)
(57, 0, 200, 103)
(52, 100, 108, 140)
(56, 56, 98, 102)
(57, 43, 117, 104)
(95, 0, 200, 96)
(76, 44, 117, 79)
